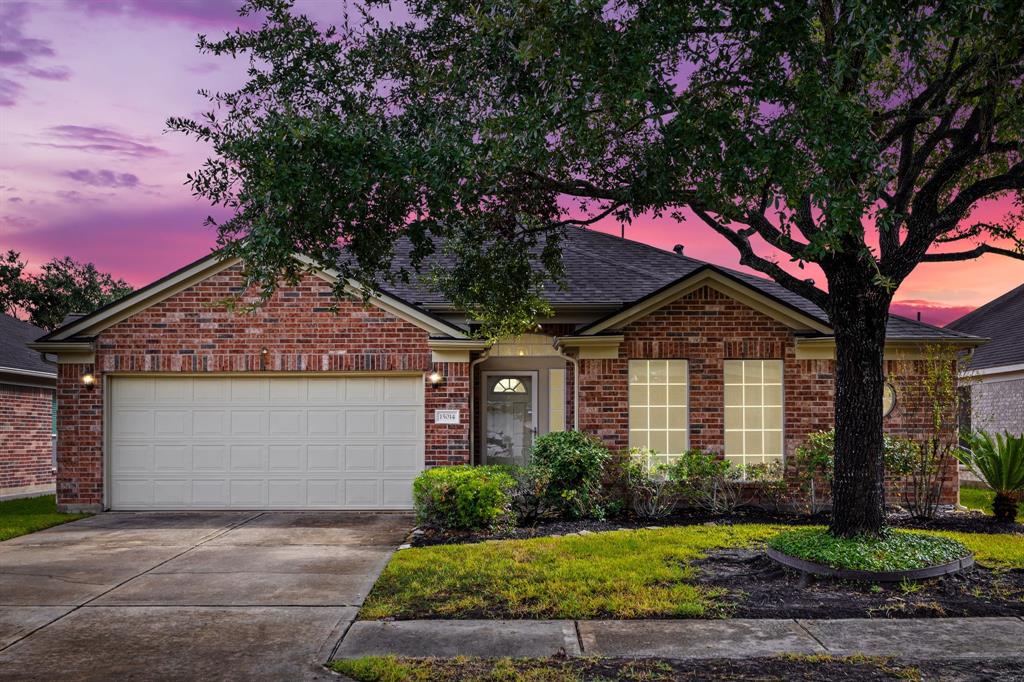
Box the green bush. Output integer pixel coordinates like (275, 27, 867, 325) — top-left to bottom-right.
(664, 448, 742, 514)
(412, 466, 516, 531)
(626, 448, 678, 519)
(956, 431, 1024, 523)
(507, 465, 557, 524)
(529, 431, 611, 519)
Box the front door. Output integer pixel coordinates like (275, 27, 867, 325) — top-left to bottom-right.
(482, 372, 537, 466)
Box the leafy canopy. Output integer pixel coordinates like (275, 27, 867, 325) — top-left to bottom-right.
(0, 250, 134, 330)
(171, 0, 1024, 336)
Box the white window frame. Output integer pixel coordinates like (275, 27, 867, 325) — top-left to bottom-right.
(628, 359, 689, 464)
(723, 359, 784, 471)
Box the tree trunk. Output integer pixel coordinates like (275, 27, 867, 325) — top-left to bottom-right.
(828, 272, 891, 539)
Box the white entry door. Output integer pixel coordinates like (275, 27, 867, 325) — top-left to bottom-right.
(108, 375, 424, 510)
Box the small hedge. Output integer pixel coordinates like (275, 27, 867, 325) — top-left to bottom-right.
(530, 431, 611, 519)
(412, 466, 516, 531)
(768, 528, 971, 572)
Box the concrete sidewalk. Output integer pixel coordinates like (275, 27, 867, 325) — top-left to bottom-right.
(335, 617, 1024, 661)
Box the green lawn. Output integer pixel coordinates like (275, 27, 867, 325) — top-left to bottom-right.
(960, 487, 1024, 518)
(0, 495, 90, 542)
(361, 524, 1024, 620)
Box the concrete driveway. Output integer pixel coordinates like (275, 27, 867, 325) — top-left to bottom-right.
(0, 511, 411, 681)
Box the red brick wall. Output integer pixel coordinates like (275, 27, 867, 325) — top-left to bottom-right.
(577, 286, 958, 505)
(0, 384, 55, 495)
(55, 264, 470, 510)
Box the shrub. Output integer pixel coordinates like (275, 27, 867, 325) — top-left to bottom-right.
(507, 465, 557, 524)
(529, 431, 611, 519)
(664, 448, 742, 514)
(412, 466, 516, 531)
(793, 429, 922, 514)
(741, 460, 788, 512)
(626, 449, 678, 519)
(956, 431, 1024, 523)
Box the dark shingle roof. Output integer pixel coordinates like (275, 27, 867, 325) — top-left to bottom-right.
(378, 227, 980, 341)
(0, 314, 55, 376)
(947, 283, 1024, 369)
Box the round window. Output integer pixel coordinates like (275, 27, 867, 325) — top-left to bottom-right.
(882, 382, 897, 417)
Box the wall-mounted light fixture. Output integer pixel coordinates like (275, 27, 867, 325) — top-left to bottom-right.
(428, 370, 445, 388)
(81, 373, 96, 389)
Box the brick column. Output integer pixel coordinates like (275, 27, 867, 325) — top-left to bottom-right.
(577, 357, 629, 452)
(56, 363, 104, 512)
(424, 361, 471, 466)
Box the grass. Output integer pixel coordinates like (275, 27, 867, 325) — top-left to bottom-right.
(361, 524, 1024, 620)
(0, 495, 90, 542)
(767, 529, 970, 572)
(960, 487, 1023, 518)
(329, 655, 921, 681)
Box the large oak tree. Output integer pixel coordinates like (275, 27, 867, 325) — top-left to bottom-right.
(171, 0, 1024, 537)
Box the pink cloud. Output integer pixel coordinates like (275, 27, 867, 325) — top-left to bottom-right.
(60, 169, 141, 188)
(37, 125, 166, 158)
(889, 300, 976, 327)
(0, 2, 72, 106)
(69, 0, 261, 29)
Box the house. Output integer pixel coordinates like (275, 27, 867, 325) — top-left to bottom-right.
(28, 228, 983, 512)
(1, 314, 57, 500)
(948, 282, 1024, 436)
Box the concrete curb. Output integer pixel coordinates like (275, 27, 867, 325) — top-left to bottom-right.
(333, 617, 1024, 661)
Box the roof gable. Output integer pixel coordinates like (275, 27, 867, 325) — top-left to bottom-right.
(35, 253, 469, 345)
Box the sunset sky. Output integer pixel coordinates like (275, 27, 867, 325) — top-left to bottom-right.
(3, 0, 1023, 325)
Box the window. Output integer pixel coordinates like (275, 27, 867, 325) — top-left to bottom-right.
(493, 378, 526, 393)
(724, 360, 783, 468)
(628, 360, 688, 464)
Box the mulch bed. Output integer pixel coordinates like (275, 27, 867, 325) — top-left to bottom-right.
(334, 654, 1024, 681)
(696, 548, 1024, 619)
(410, 507, 1021, 547)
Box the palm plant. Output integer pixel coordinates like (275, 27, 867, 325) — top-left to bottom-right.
(955, 432, 1024, 522)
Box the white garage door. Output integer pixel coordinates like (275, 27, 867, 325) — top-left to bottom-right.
(108, 375, 424, 510)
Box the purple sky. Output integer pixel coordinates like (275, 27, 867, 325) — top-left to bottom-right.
(2, 0, 1022, 326)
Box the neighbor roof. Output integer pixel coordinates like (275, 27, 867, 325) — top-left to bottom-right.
(947, 282, 1024, 370)
(0, 314, 55, 377)
(382, 227, 981, 342)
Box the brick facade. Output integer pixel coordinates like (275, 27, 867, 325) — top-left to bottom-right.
(966, 376, 1024, 436)
(577, 286, 959, 505)
(0, 384, 55, 498)
(54, 265, 470, 510)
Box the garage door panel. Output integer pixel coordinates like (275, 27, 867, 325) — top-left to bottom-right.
(344, 444, 379, 471)
(110, 376, 423, 510)
(306, 480, 341, 507)
(193, 444, 228, 471)
(307, 444, 342, 471)
(192, 479, 228, 507)
(344, 479, 380, 507)
(268, 445, 303, 471)
(153, 444, 189, 471)
(154, 410, 190, 437)
(344, 410, 380, 436)
(193, 410, 228, 436)
(229, 444, 265, 472)
(229, 410, 265, 436)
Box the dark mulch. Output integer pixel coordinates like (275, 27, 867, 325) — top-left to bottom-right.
(410, 507, 1020, 547)
(333, 654, 1024, 681)
(696, 548, 1024, 619)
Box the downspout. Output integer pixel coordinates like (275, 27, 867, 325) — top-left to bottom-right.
(468, 349, 491, 464)
(554, 340, 580, 431)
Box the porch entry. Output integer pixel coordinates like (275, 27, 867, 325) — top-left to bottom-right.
(482, 371, 537, 466)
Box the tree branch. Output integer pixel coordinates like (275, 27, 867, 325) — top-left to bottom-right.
(690, 206, 829, 309)
(921, 244, 1024, 262)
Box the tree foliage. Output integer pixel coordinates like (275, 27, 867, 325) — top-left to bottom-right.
(172, 0, 1024, 535)
(0, 250, 133, 330)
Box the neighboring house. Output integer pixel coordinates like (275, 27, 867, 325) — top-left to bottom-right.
(1, 314, 57, 500)
(948, 282, 1024, 436)
(29, 228, 983, 512)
